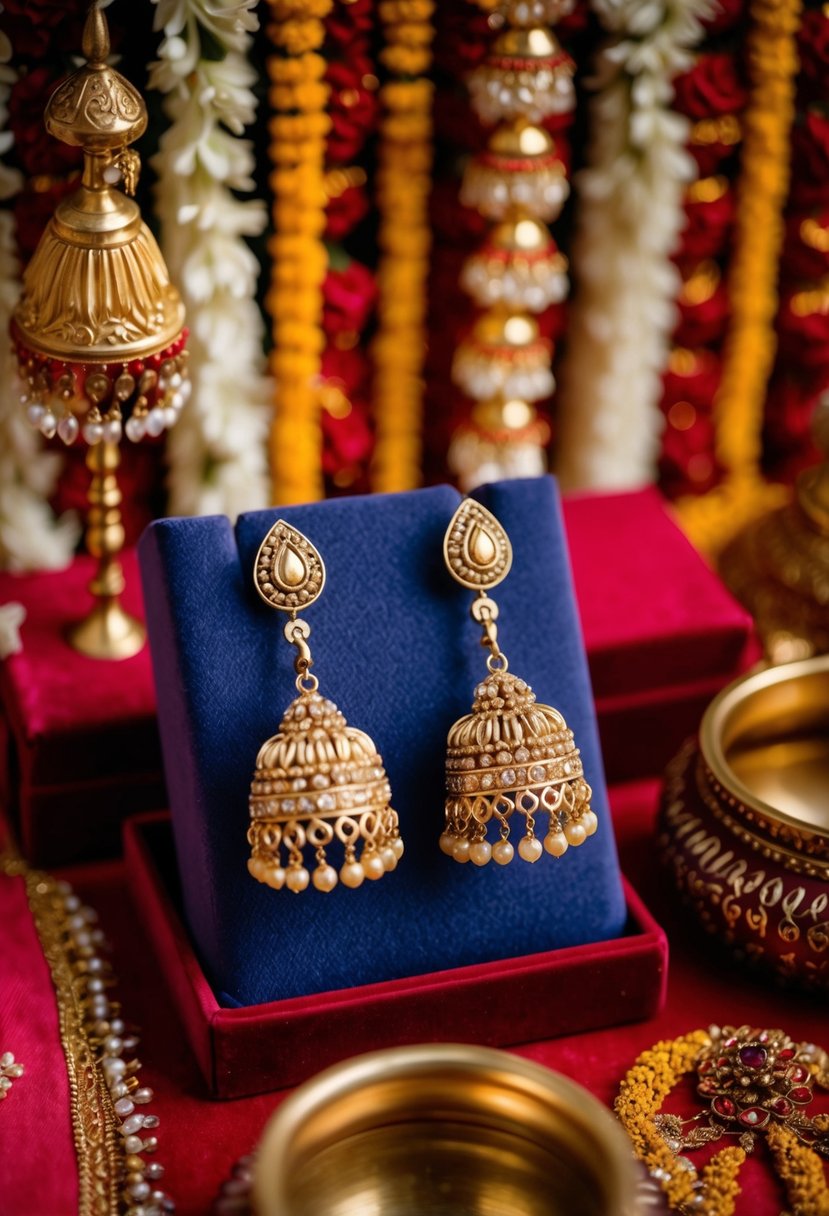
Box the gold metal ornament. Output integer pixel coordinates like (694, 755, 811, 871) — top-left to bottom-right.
(440, 500, 596, 866)
(11, 3, 189, 661)
(247, 522, 403, 893)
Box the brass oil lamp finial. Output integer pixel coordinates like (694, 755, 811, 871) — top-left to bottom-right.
(12, 2, 189, 660)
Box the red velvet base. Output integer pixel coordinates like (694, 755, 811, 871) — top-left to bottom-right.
(124, 811, 668, 1099)
(563, 489, 756, 779)
(0, 550, 164, 865)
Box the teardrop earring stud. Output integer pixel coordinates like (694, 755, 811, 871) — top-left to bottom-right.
(247, 521, 403, 892)
(441, 499, 598, 866)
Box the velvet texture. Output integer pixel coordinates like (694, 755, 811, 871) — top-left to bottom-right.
(0, 552, 164, 864)
(124, 811, 667, 1097)
(138, 477, 627, 1006)
(5, 782, 826, 1216)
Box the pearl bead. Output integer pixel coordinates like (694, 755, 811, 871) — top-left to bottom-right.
(39, 410, 57, 439)
(518, 836, 543, 863)
(124, 1135, 143, 1155)
(143, 1115, 160, 1129)
(247, 856, 267, 883)
(121, 1114, 145, 1136)
(564, 821, 587, 847)
(312, 865, 338, 892)
(133, 1088, 153, 1104)
(162, 406, 177, 429)
(102, 417, 122, 443)
(26, 402, 45, 427)
(544, 831, 568, 857)
(83, 420, 104, 445)
(492, 840, 514, 866)
(362, 853, 385, 881)
(391, 836, 404, 860)
(104, 1035, 122, 1055)
(286, 866, 310, 893)
(114, 1097, 134, 1117)
(452, 839, 471, 863)
(125, 416, 146, 442)
(146, 1163, 165, 1180)
(439, 832, 456, 856)
(263, 866, 286, 891)
(470, 840, 492, 867)
(340, 861, 365, 889)
(58, 413, 79, 444)
(103, 1058, 126, 1077)
(380, 846, 397, 872)
(129, 1181, 151, 1201)
(582, 810, 599, 837)
(145, 408, 166, 437)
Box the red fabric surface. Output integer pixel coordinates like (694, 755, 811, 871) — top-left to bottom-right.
(0, 550, 164, 863)
(0, 871, 77, 1215)
(123, 814, 667, 1098)
(2, 781, 828, 1213)
(562, 488, 754, 697)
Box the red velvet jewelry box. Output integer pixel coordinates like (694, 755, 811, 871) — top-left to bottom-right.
(123, 810, 668, 1099)
(0, 550, 164, 865)
(563, 488, 756, 782)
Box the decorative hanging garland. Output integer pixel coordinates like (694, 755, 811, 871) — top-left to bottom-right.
(151, 0, 270, 520)
(675, 0, 802, 554)
(266, 0, 332, 504)
(555, 0, 711, 493)
(371, 0, 435, 493)
(448, 0, 575, 493)
(0, 25, 78, 572)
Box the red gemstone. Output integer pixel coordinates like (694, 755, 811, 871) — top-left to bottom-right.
(758, 1032, 769, 1043)
(771, 1098, 792, 1116)
(738, 1107, 770, 1128)
(738, 1045, 767, 1070)
(778, 1048, 794, 1060)
(698, 1079, 717, 1095)
(789, 1065, 809, 1084)
(725, 1037, 737, 1048)
(789, 1087, 813, 1104)
(698, 1060, 714, 1075)
(713, 1096, 736, 1118)
(717, 1057, 730, 1069)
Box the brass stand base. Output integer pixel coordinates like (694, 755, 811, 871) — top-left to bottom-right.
(67, 598, 145, 661)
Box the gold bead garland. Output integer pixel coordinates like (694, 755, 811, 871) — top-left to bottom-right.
(675, 0, 802, 554)
(448, 0, 575, 491)
(371, 1, 435, 493)
(266, 1, 333, 505)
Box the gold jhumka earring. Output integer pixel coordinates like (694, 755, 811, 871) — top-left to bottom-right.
(247, 522, 403, 893)
(440, 500, 597, 866)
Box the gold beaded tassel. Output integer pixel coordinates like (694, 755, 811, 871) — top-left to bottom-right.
(449, 0, 576, 491)
(247, 522, 403, 893)
(440, 499, 596, 865)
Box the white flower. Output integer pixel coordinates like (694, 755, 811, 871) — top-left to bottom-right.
(556, 0, 711, 491)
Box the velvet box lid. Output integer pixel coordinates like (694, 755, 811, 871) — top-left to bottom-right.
(139, 477, 626, 1008)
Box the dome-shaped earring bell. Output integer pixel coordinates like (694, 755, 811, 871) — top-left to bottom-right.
(247, 522, 403, 893)
(440, 500, 597, 866)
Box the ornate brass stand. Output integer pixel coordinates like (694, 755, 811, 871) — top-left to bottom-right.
(720, 422, 829, 663)
(67, 442, 144, 660)
(12, 4, 188, 660)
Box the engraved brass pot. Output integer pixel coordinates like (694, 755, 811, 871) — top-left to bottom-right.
(252, 1044, 641, 1216)
(660, 656, 829, 990)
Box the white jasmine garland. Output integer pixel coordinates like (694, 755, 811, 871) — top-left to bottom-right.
(150, 0, 270, 518)
(0, 30, 79, 572)
(555, 0, 712, 490)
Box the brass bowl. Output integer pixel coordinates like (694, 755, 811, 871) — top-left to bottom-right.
(660, 655, 829, 988)
(252, 1043, 641, 1216)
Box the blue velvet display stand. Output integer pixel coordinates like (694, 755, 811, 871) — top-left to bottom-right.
(138, 477, 627, 1008)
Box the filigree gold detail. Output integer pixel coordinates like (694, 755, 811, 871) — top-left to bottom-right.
(247, 689, 403, 892)
(444, 499, 512, 590)
(254, 521, 326, 613)
(48, 72, 143, 135)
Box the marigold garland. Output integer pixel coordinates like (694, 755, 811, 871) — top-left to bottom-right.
(267, 0, 332, 505)
(370, 0, 434, 493)
(676, 0, 802, 554)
